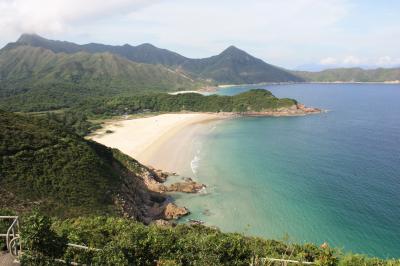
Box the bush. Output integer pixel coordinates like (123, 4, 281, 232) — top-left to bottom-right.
(21, 212, 67, 259)
(20, 214, 400, 265)
(52, 216, 333, 265)
(338, 254, 400, 266)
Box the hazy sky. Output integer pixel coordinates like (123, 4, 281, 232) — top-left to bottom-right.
(1, 0, 399, 69)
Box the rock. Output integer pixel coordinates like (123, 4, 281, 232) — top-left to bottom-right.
(165, 181, 206, 193)
(202, 209, 212, 216)
(163, 203, 189, 220)
(320, 242, 329, 249)
(241, 103, 321, 117)
(152, 219, 175, 227)
(188, 219, 205, 225)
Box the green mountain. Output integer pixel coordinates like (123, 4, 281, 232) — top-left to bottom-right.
(13, 33, 188, 66)
(0, 45, 202, 111)
(10, 34, 303, 84)
(0, 110, 170, 219)
(180, 46, 303, 83)
(294, 67, 400, 82)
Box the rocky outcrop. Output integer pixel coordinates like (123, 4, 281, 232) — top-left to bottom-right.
(163, 178, 206, 193)
(244, 103, 321, 116)
(152, 219, 175, 227)
(163, 203, 189, 220)
(113, 162, 167, 224)
(113, 160, 198, 223)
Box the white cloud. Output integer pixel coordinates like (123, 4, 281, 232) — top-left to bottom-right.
(376, 56, 400, 67)
(123, 0, 350, 57)
(316, 55, 400, 68)
(0, 0, 161, 40)
(320, 57, 338, 65)
(343, 55, 362, 65)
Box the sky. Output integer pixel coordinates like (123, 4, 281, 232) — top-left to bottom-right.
(0, 0, 399, 70)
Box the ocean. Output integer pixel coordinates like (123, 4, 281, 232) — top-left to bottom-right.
(173, 83, 400, 258)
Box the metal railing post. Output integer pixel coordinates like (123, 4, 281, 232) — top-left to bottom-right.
(0, 216, 21, 258)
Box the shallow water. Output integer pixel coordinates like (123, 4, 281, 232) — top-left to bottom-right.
(174, 83, 400, 258)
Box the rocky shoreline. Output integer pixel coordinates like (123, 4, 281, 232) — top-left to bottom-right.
(243, 104, 321, 116)
(115, 163, 205, 225)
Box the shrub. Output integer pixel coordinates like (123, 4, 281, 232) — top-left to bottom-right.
(21, 212, 67, 259)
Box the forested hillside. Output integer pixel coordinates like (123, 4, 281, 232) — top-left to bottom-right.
(0, 110, 173, 219)
(0, 45, 204, 111)
(76, 89, 300, 117)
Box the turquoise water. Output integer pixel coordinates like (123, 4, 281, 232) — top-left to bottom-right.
(174, 83, 400, 258)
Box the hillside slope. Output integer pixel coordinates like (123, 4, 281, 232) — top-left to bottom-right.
(0, 45, 202, 111)
(0, 110, 180, 221)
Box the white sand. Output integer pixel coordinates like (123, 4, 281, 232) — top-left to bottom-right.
(90, 113, 226, 174)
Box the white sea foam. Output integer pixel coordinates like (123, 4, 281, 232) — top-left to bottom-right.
(190, 137, 204, 176)
(190, 154, 200, 175)
(198, 186, 208, 194)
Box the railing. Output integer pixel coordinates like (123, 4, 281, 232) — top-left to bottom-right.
(1, 216, 316, 265)
(0, 216, 21, 257)
(254, 257, 315, 265)
(1, 215, 102, 265)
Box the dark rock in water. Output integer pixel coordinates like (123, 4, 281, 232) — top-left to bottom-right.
(202, 209, 212, 216)
(189, 219, 205, 225)
(164, 181, 206, 193)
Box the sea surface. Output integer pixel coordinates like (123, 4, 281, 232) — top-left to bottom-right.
(173, 83, 400, 258)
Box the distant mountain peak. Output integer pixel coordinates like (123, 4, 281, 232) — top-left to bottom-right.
(17, 33, 46, 43)
(220, 45, 248, 57)
(137, 43, 156, 48)
(225, 45, 240, 51)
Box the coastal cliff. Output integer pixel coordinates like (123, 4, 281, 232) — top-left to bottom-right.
(112, 156, 203, 223)
(0, 110, 197, 223)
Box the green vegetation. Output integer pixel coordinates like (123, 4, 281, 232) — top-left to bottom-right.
(44, 111, 101, 136)
(77, 89, 297, 117)
(0, 45, 205, 112)
(294, 68, 400, 82)
(18, 213, 400, 266)
(0, 110, 150, 217)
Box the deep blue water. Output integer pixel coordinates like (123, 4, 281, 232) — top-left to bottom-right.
(174, 83, 400, 258)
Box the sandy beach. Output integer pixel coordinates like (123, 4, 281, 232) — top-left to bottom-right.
(90, 113, 227, 175)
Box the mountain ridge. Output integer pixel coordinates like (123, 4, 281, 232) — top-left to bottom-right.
(293, 67, 400, 82)
(8, 33, 302, 84)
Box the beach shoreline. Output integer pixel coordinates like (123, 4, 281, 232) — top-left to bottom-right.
(90, 106, 321, 175)
(90, 113, 230, 176)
